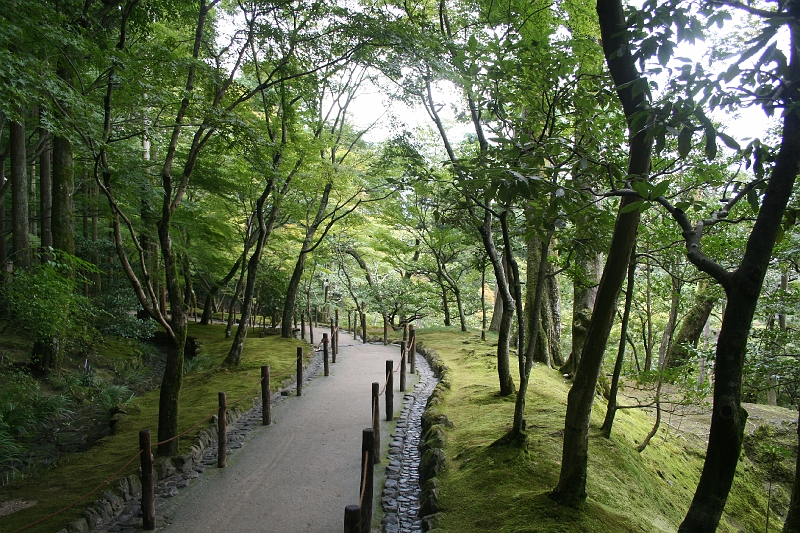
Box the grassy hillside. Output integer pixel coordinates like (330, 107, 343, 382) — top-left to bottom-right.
(0, 323, 308, 533)
(417, 328, 786, 533)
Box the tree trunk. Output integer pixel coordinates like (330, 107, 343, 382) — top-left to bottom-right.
(281, 181, 332, 337)
(39, 128, 52, 256)
(10, 117, 30, 271)
(440, 282, 451, 326)
(657, 275, 682, 368)
(667, 279, 716, 368)
(52, 66, 75, 258)
(679, 17, 800, 531)
(549, 0, 651, 506)
(477, 209, 515, 396)
(547, 267, 564, 367)
(559, 252, 600, 376)
(512, 230, 553, 434)
(601, 251, 637, 437)
(489, 285, 503, 332)
(200, 255, 243, 325)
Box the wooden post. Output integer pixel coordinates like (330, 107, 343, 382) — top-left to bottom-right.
(383, 315, 388, 345)
(409, 326, 417, 374)
(309, 312, 314, 345)
(301, 312, 306, 341)
(323, 333, 330, 376)
(261, 366, 271, 425)
(330, 319, 337, 363)
(400, 341, 407, 392)
(296, 346, 303, 396)
(372, 382, 381, 465)
(344, 504, 361, 533)
(139, 430, 155, 530)
(361, 312, 367, 344)
(218, 392, 227, 468)
(360, 428, 375, 533)
(385, 360, 394, 421)
(403, 322, 408, 343)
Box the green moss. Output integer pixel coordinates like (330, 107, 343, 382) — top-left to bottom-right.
(418, 329, 784, 533)
(0, 323, 309, 533)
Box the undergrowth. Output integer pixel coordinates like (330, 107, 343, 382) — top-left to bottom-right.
(418, 328, 786, 533)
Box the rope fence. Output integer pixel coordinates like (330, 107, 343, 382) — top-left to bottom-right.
(11, 346, 310, 533)
(345, 329, 420, 532)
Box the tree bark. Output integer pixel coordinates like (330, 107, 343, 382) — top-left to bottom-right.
(52, 65, 76, 258)
(549, 0, 651, 506)
(657, 274, 682, 368)
(667, 279, 716, 368)
(39, 127, 52, 255)
(559, 251, 600, 376)
(10, 117, 30, 271)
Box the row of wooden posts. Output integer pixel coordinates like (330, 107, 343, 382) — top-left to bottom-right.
(343, 325, 416, 533)
(138, 320, 342, 530)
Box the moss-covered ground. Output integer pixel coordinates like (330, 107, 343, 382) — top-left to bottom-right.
(0, 322, 308, 533)
(417, 327, 785, 533)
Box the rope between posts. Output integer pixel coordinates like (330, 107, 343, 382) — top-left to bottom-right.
(378, 358, 403, 397)
(358, 448, 370, 507)
(12, 349, 311, 533)
(11, 450, 144, 533)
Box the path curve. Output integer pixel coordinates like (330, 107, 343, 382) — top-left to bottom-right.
(157, 329, 408, 533)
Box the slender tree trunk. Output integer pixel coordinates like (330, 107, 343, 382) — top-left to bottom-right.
(512, 230, 553, 435)
(657, 275, 682, 368)
(281, 182, 332, 338)
(549, 0, 651, 506)
(601, 251, 637, 437)
(440, 280, 451, 326)
(10, 117, 30, 271)
(477, 210, 515, 396)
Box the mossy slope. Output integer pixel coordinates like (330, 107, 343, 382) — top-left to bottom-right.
(418, 328, 781, 533)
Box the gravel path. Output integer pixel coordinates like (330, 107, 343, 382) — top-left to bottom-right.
(154, 330, 409, 533)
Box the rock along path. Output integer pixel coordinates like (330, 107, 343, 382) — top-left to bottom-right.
(155, 329, 410, 533)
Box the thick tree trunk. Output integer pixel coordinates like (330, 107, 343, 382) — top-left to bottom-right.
(549, 0, 650, 506)
(10, 118, 30, 271)
(39, 129, 52, 255)
(679, 31, 800, 532)
(667, 279, 716, 368)
(52, 66, 75, 258)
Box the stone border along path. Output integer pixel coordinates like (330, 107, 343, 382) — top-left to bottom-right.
(78, 327, 441, 533)
(82, 331, 329, 533)
(381, 352, 437, 533)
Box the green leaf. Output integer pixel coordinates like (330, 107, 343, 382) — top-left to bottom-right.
(678, 126, 693, 158)
(651, 180, 670, 198)
(704, 126, 718, 160)
(675, 201, 692, 211)
(631, 180, 650, 198)
(747, 188, 760, 213)
(717, 131, 741, 150)
(657, 43, 673, 67)
(620, 200, 647, 214)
